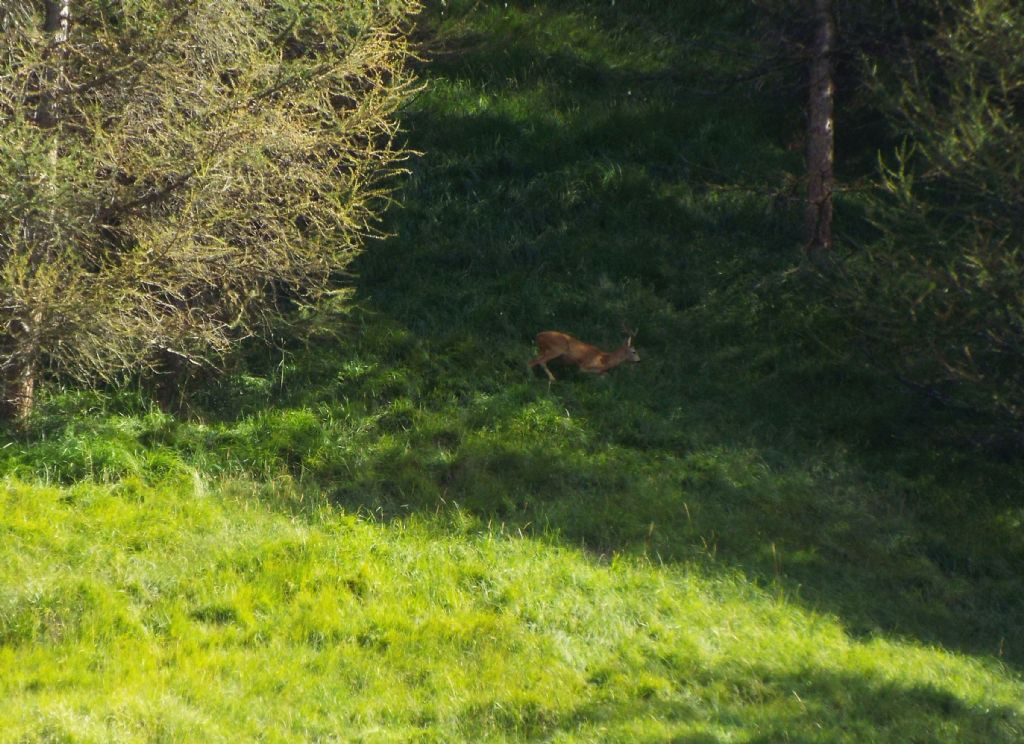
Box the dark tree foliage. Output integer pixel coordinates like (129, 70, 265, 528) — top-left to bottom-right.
(837, 0, 1024, 433)
(752, 1, 1022, 439)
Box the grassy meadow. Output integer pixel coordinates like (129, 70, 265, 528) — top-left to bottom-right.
(2, 1, 1023, 741)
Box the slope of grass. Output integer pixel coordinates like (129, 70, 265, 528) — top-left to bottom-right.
(2, 0, 1023, 741)
(2, 478, 1022, 742)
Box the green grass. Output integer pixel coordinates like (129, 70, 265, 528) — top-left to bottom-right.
(2, 478, 1021, 742)
(2, 0, 1023, 740)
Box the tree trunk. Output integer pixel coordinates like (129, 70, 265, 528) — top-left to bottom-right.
(805, 0, 835, 268)
(1, 1, 70, 426)
(0, 313, 41, 424)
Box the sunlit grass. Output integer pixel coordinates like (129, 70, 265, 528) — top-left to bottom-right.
(2, 479, 1021, 742)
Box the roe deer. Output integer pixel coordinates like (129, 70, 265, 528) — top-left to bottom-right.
(528, 326, 639, 381)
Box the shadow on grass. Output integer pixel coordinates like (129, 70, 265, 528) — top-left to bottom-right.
(568, 668, 1021, 743)
(14, 308, 1022, 671)
(6, 0, 1021, 683)
(340, 0, 1024, 668)
(446, 653, 1021, 742)
(118, 0, 1024, 671)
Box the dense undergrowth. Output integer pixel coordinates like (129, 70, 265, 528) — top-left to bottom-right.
(2, 0, 1022, 741)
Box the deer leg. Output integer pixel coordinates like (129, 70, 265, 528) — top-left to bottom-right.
(532, 354, 557, 380)
(528, 353, 558, 381)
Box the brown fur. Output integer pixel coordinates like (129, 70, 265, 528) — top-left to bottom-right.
(528, 330, 639, 381)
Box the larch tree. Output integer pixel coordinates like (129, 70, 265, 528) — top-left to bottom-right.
(0, 0, 420, 423)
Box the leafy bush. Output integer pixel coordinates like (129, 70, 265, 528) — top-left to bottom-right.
(837, 1, 1024, 434)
